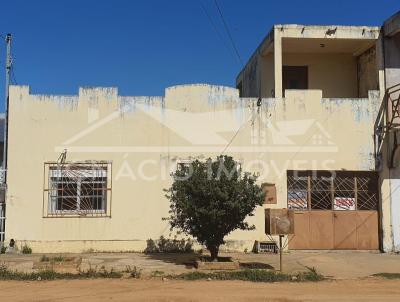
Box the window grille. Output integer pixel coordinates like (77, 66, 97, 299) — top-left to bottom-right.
(287, 171, 378, 211)
(43, 162, 112, 217)
(0, 203, 5, 242)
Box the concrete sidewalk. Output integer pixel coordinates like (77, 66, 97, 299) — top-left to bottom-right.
(0, 251, 399, 279)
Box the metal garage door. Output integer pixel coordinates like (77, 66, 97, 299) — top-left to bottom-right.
(287, 171, 379, 250)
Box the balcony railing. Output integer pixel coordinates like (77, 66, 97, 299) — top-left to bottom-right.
(374, 83, 400, 169)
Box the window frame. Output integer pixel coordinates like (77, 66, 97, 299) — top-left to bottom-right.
(43, 162, 112, 218)
(287, 170, 378, 211)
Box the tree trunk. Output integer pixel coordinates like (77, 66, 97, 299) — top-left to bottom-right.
(209, 245, 219, 262)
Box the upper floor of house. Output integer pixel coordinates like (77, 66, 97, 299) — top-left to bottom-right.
(237, 10, 400, 102)
(236, 24, 383, 99)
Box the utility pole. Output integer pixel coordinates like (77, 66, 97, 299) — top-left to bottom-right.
(2, 34, 11, 183)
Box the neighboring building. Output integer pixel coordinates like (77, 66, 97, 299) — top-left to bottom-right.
(1, 12, 399, 253)
(237, 23, 383, 251)
(374, 11, 400, 252)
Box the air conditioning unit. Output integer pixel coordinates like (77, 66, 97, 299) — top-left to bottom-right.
(265, 209, 294, 235)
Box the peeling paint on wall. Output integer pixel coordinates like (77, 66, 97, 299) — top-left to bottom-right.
(31, 94, 79, 112)
(321, 96, 379, 123)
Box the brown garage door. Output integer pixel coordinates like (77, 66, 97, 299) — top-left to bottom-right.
(289, 211, 378, 249)
(287, 171, 379, 250)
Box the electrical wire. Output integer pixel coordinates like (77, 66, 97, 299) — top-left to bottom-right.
(198, 1, 239, 67)
(221, 114, 253, 154)
(213, 0, 243, 66)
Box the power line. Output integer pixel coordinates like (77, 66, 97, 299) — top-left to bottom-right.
(198, 1, 248, 154)
(221, 115, 253, 154)
(213, 0, 243, 66)
(199, 1, 240, 67)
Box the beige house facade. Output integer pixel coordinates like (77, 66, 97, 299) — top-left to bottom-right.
(1, 13, 399, 253)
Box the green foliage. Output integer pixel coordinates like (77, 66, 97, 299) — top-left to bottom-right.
(165, 155, 264, 259)
(373, 273, 400, 279)
(52, 255, 65, 262)
(40, 255, 50, 262)
(40, 254, 66, 263)
(145, 239, 158, 253)
(180, 271, 211, 280)
(144, 236, 194, 253)
(0, 264, 122, 281)
(302, 266, 323, 281)
(151, 270, 165, 277)
(0, 245, 6, 254)
(175, 268, 324, 282)
(21, 244, 32, 254)
(125, 265, 142, 278)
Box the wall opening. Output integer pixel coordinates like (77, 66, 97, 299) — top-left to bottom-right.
(282, 66, 309, 96)
(282, 37, 377, 98)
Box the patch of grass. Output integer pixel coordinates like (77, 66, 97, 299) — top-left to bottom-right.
(173, 267, 324, 283)
(0, 264, 122, 281)
(40, 255, 50, 262)
(125, 265, 142, 279)
(52, 255, 65, 262)
(151, 270, 165, 277)
(301, 266, 324, 281)
(40, 254, 67, 263)
(179, 271, 211, 280)
(21, 244, 32, 254)
(373, 273, 400, 279)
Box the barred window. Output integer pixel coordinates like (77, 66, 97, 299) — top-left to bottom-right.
(287, 171, 378, 211)
(287, 172, 308, 210)
(44, 162, 112, 217)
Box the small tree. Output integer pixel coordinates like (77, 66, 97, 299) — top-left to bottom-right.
(165, 155, 264, 260)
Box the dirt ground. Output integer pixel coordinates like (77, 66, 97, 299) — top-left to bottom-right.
(1, 278, 400, 302)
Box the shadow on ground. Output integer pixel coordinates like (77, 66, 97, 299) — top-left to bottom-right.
(239, 262, 275, 270)
(144, 253, 276, 270)
(143, 253, 200, 268)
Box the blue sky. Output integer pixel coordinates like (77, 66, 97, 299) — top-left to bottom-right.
(0, 0, 398, 109)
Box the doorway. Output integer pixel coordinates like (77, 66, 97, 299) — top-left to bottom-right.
(282, 66, 308, 96)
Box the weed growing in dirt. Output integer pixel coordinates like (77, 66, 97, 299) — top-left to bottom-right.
(52, 255, 65, 262)
(151, 270, 165, 277)
(125, 266, 142, 279)
(21, 244, 32, 254)
(40, 254, 67, 263)
(0, 264, 122, 281)
(40, 255, 50, 262)
(174, 268, 324, 283)
(373, 273, 400, 279)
